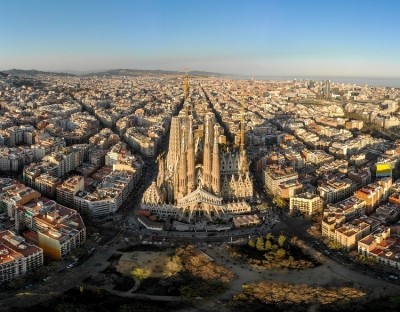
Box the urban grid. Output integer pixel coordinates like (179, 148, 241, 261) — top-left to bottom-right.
(0, 69, 400, 311)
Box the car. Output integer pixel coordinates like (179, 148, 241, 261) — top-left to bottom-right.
(88, 247, 96, 254)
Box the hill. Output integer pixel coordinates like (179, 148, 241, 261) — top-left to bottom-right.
(1, 68, 228, 78)
(3, 69, 76, 77)
(82, 68, 225, 77)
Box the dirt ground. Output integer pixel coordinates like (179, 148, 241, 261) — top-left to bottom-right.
(115, 250, 172, 278)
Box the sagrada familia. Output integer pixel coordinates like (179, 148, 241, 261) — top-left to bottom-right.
(141, 74, 253, 222)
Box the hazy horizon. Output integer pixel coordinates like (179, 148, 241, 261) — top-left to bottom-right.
(1, 0, 399, 77)
(2, 67, 400, 80)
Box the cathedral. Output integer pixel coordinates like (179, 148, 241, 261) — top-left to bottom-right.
(141, 74, 253, 222)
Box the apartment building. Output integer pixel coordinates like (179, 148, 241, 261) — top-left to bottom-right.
(19, 198, 86, 260)
(322, 196, 366, 238)
(318, 178, 354, 204)
(358, 227, 400, 269)
(354, 177, 392, 215)
(74, 169, 138, 219)
(56, 175, 84, 208)
(334, 218, 371, 250)
(263, 164, 298, 195)
(289, 192, 323, 216)
(0, 230, 43, 283)
(32, 173, 62, 198)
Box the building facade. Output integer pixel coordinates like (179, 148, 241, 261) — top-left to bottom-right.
(289, 192, 323, 216)
(0, 230, 43, 283)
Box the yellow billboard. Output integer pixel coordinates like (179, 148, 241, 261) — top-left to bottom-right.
(376, 163, 392, 177)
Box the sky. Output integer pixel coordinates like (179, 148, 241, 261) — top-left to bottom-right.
(0, 0, 399, 77)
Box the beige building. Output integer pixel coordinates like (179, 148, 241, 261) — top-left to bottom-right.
(358, 227, 400, 269)
(56, 175, 84, 208)
(318, 178, 354, 204)
(278, 180, 303, 199)
(33, 173, 62, 198)
(345, 120, 364, 130)
(18, 198, 86, 260)
(354, 177, 392, 215)
(322, 196, 366, 238)
(358, 226, 391, 256)
(289, 192, 323, 216)
(334, 218, 371, 250)
(74, 168, 140, 219)
(263, 164, 298, 195)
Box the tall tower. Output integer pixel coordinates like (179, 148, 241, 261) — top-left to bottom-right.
(184, 68, 190, 100)
(240, 95, 245, 155)
(240, 95, 248, 174)
(178, 126, 187, 198)
(167, 117, 181, 172)
(324, 80, 331, 99)
(156, 154, 165, 187)
(202, 114, 213, 191)
(212, 125, 220, 195)
(187, 116, 195, 193)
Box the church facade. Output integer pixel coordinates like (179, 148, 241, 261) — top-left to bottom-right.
(141, 76, 253, 222)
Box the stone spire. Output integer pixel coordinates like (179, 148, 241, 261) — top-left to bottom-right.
(202, 114, 213, 191)
(212, 125, 220, 195)
(167, 116, 181, 172)
(156, 155, 163, 187)
(187, 116, 195, 193)
(178, 126, 187, 198)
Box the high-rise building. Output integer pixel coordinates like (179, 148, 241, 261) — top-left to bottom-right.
(324, 80, 331, 99)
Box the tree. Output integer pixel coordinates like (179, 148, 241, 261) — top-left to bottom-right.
(265, 232, 274, 241)
(278, 234, 287, 247)
(55, 303, 87, 312)
(264, 239, 272, 251)
(273, 196, 287, 209)
(275, 248, 286, 259)
(255, 237, 265, 251)
(165, 255, 183, 277)
(248, 239, 255, 248)
(131, 267, 150, 280)
(327, 240, 342, 250)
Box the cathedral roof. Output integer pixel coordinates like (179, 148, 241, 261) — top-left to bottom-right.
(142, 182, 163, 205)
(177, 186, 223, 207)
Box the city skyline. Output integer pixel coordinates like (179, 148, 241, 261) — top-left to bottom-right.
(1, 0, 400, 77)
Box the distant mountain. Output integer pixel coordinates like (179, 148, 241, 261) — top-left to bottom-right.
(82, 68, 226, 77)
(0, 71, 8, 77)
(3, 69, 76, 77)
(82, 68, 179, 77)
(1, 68, 229, 78)
(187, 70, 226, 77)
